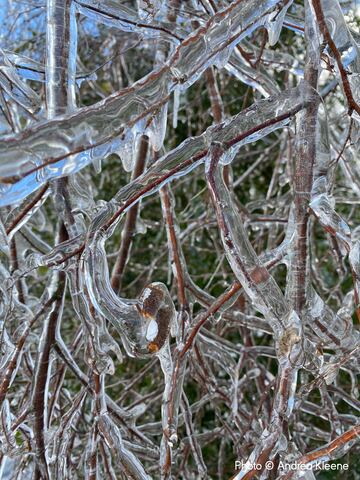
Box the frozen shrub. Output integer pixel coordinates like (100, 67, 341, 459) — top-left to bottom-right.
(0, 0, 359, 478)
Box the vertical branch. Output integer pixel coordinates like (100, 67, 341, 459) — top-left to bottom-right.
(46, 0, 76, 117)
(87, 373, 100, 480)
(156, 4, 187, 478)
(204, 67, 224, 123)
(46, 0, 78, 233)
(9, 237, 25, 304)
(36, 14, 75, 475)
(111, 135, 149, 293)
(204, 67, 232, 187)
(160, 187, 188, 318)
(288, 0, 320, 314)
(32, 233, 67, 479)
(234, 4, 320, 479)
(0, 298, 55, 408)
(36, 0, 75, 449)
(311, 0, 360, 116)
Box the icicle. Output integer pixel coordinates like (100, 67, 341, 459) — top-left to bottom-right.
(146, 103, 168, 152)
(118, 128, 137, 173)
(264, 0, 294, 46)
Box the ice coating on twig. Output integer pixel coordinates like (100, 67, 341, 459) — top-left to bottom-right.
(0, 49, 41, 115)
(75, 0, 185, 40)
(80, 203, 175, 358)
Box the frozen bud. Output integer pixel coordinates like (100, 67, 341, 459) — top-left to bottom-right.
(137, 282, 175, 354)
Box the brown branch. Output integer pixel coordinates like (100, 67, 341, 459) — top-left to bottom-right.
(204, 66, 232, 188)
(33, 223, 68, 479)
(311, 0, 360, 115)
(179, 282, 241, 359)
(110, 135, 149, 293)
(291, 4, 319, 313)
(0, 296, 55, 407)
(5, 183, 49, 235)
(205, 67, 224, 123)
(279, 424, 360, 479)
(160, 185, 188, 329)
(9, 238, 25, 304)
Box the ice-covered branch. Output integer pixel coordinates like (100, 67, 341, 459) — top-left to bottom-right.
(2, 0, 360, 477)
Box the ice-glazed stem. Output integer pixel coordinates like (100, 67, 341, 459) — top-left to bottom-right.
(205, 142, 291, 335)
(65, 87, 313, 362)
(311, 0, 360, 116)
(81, 219, 175, 357)
(205, 67, 224, 123)
(84, 369, 152, 479)
(205, 115, 304, 480)
(111, 135, 149, 293)
(5, 184, 50, 238)
(160, 185, 188, 323)
(0, 295, 55, 408)
(46, 0, 78, 236)
(16, 84, 315, 273)
(204, 65, 235, 189)
(75, 0, 183, 41)
(100, 83, 315, 235)
(180, 393, 207, 477)
(32, 251, 66, 480)
(278, 424, 360, 479)
(46, 0, 77, 117)
(305, 89, 359, 348)
(0, 48, 41, 115)
(158, 343, 186, 479)
(230, 349, 301, 479)
(287, 0, 320, 314)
